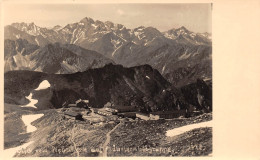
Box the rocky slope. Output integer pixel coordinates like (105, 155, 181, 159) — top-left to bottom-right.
(180, 79, 212, 112)
(4, 106, 212, 157)
(5, 64, 198, 112)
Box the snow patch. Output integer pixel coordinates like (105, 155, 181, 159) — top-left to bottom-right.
(35, 38, 39, 46)
(166, 120, 212, 137)
(178, 52, 191, 60)
(91, 23, 98, 29)
(22, 114, 44, 133)
(21, 48, 25, 54)
(112, 44, 122, 57)
(137, 28, 144, 31)
(73, 36, 79, 44)
(13, 56, 17, 63)
(15, 34, 21, 39)
(61, 61, 79, 73)
(130, 46, 133, 54)
(4, 113, 44, 157)
(162, 65, 166, 74)
(203, 77, 212, 81)
(35, 80, 51, 90)
(164, 33, 176, 39)
(4, 141, 34, 158)
(190, 33, 196, 38)
(134, 31, 141, 37)
(70, 29, 77, 44)
(88, 38, 98, 42)
(118, 35, 127, 42)
(132, 41, 137, 45)
(40, 33, 47, 38)
(111, 39, 121, 46)
(138, 34, 146, 40)
(120, 26, 125, 30)
(22, 80, 51, 108)
(192, 52, 199, 57)
(22, 93, 38, 108)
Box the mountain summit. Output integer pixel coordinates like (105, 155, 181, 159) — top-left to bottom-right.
(5, 16, 212, 86)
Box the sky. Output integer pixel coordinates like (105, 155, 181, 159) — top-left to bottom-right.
(4, 3, 212, 33)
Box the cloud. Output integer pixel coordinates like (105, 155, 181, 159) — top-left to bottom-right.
(116, 9, 125, 16)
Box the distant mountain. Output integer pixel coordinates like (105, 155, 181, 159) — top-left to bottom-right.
(6, 19, 211, 48)
(163, 26, 211, 45)
(52, 25, 63, 31)
(7, 22, 67, 45)
(4, 25, 47, 46)
(4, 39, 114, 74)
(5, 17, 212, 86)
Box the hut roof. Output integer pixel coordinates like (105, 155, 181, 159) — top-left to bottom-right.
(64, 112, 81, 117)
(150, 110, 186, 115)
(82, 100, 89, 103)
(109, 105, 136, 111)
(136, 112, 149, 116)
(68, 104, 77, 107)
(76, 99, 89, 104)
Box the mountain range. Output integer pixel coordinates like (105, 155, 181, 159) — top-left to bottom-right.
(4, 39, 114, 74)
(4, 16, 212, 86)
(4, 64, 211, 112)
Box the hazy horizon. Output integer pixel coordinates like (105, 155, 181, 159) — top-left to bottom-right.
(4, 3, 212, 33)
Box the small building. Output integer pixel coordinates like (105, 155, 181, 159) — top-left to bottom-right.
(136, 112, 150, 120)
(117, 112, 136, 118)
(67, 104, 77, 108)
(76, 99, 89, 108)
(64, 112, 84, 121)
(149, 114, 160, 120)
(64, 99, 89, 108)
(150, 110, 187, 120)
(76, 99, 89, 104)
(96, 109, 113, 116)
(108, 105, 137, 113)
(104, 107, 118, 114)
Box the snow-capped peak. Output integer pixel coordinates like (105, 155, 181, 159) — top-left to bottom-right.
(164, 26, 211, 45)
(175, 26, 191, 35)
(11, 22, 41, 36)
